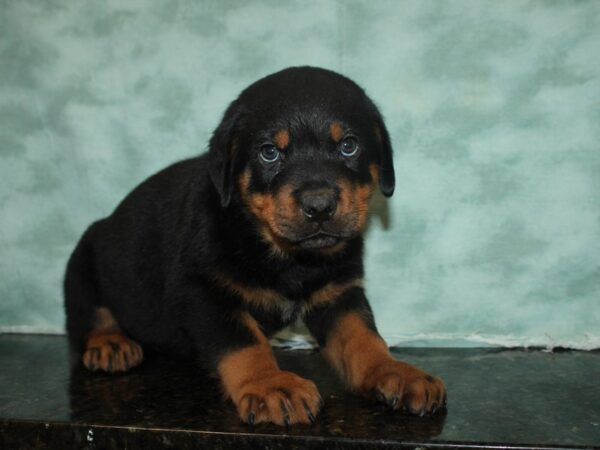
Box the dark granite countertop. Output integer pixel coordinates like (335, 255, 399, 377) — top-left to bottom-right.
(0, 334, 598, 449)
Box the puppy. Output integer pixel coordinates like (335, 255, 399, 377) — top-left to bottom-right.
(64, 66, 446, 426)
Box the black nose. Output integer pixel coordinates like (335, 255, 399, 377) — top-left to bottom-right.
(299, 188, 337, 222)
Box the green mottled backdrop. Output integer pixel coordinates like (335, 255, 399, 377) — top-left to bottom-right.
(1, 0, 599, 348)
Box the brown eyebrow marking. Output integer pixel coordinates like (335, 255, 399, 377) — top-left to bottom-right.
(329, 121, 344, 142)
(274, 129, 290, 149)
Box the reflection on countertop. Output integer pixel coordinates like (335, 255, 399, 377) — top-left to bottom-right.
(0, 334, 599, 449)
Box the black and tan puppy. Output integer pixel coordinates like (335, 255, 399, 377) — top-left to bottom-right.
(64, 66, 446, 426)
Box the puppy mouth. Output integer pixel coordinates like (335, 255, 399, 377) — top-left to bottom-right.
(266, 220, 359, 250)
(292, 231, 343, 249)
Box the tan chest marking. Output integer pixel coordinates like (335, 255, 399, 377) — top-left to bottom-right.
(214, 271, 363, 318)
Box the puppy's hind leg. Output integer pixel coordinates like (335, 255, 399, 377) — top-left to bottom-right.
(64, 226, 143, 373)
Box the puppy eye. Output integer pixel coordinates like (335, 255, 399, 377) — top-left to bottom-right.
(259, 144, 280, 163)
(340, 136, 359, 157)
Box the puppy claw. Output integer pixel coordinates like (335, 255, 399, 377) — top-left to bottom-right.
(363, 360, 446, 416)
(232, 371, 321, 426)
(387, 395, 398, 409)
(303, 400, 316, 424)
(280, 399, 291, 427)
(82, 333, 143, 373)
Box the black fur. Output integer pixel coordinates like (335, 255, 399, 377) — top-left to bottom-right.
(64, 66, 395, 372)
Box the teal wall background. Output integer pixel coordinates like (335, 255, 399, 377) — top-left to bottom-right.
(1, 0, 599, 348)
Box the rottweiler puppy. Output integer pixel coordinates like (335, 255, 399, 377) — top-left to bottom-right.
(64, 66, 446, 426)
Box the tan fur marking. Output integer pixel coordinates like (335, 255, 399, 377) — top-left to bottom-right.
(355, 185, 374, 230)
(337, 178, 370, 231)
(214, 272, 285, 310)
(219, 313, 275, 404)
(218, 314, 276, 402)
(337, 178, 353, 216)
(238, 169, 251, 199)
(218, 339, 321, 425)
(217, 318, 322, 425)
(322, 313, 391, 388)
(356, 164, 379, 228)
(259, 228, 295, 258)
(238, 311, 269, 345)
(239, 170, 299, 256)
(218, 343, 279, 403)
(330, 121, 344, 142)
(276, 184, 297, 220)
(308, 279, 363, 309)
(93, 306, 119, 332)
(274, 129, 290, 149)
(322, 312, 446, 414)
(216, 273, 362, 317)
(337, 165, 378, 231)
(369, 163, 380, 186)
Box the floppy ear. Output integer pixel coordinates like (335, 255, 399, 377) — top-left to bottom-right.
(208, 102, 245, 208)
(373, 112, 395, 197)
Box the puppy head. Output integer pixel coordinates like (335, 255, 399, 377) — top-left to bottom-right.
(208, 67, 395, 253)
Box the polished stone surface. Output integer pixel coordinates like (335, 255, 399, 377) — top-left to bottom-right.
(0, 335, 599, 449)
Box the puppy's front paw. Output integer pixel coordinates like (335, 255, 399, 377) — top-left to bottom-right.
(234, 370, 322, 426)
(363, 360, 446, 415)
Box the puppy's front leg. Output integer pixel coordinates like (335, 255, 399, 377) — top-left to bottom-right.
(305, 288, 446, 415)
(216, 312, 322, 426)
